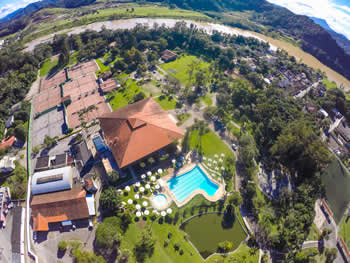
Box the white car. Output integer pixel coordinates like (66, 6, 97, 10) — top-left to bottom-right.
(232, 143, 237, 151)
(88, 219, 93, 229)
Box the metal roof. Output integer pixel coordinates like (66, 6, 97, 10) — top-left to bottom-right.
(31, 166, 72, 195)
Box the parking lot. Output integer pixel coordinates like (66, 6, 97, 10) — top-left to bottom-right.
(32, 108, 65, 147)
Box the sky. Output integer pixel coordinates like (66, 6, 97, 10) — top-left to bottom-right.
(266, 0, 350, 40)
(0, 0, 39, 19)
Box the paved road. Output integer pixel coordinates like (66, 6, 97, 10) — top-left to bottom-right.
(293, 81, 319, 99)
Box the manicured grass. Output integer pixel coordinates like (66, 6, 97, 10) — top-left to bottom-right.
(68, 52, 78, 66)
(339, 215, 350, 249)
(96, 58, 110, 74)
(189, 130, 234, 160)
(207, 244, 259, 263)
(39, 57, 58, 77)
(107, 80, 143, 110)
(160, 55, 210, 85)
(181, 213, 246, 258)
(155, 95, 177, 110)
(176, 113, 191, 126)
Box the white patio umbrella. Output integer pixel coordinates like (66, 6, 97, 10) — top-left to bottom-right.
(135, 182, 141, 187)
(142, 201, 148, 207)
(127, 199, 133, 204)
(219, 158, 223, 162)
(117, 189, 122, 192)
(121, 201, 126, 206)
(172, 159, 176, 164)
(145, 184, 150, 189)
(158, 168, 163, 174)
(136, 211, 141, 217)
(214, 154, 219, 158)
(151, 176, 156, 182)
(125, 186, 131, 191)
(161, 211, 166, 217)
(208, 158, 212, 162)
(221, 167, 225, 170)
(166, 208, 172, 214)
(155, 184, 160, 189)
(136, 204, 141, 210)
(152, 210, 158, 214)
(208, 163, 212, 167)
(213, 160, 217, 164)
(141, 174, 146, 179)
(221, 153, 225, 157)
(140, 187, 145, 192)
(203, 156, 207, 160)
(147, 171, 152, 176)
(215, 167, 219, 171)
(134, 194, 140, 199)
(144, 210, 150, 216)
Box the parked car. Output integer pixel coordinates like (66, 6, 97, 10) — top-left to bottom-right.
(232, 143, 237, 151)
(88, 219, 93, 230)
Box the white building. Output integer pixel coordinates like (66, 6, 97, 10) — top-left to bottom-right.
(0, 156, 16, 173)
(31, 166, 72, 195)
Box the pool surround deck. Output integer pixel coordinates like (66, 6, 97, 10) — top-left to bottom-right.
(160, 163, 225, 208)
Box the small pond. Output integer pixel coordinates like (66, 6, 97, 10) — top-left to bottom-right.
(180, 212, 246, 258)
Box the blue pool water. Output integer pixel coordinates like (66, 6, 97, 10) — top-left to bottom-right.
(167, 166, 218, 203)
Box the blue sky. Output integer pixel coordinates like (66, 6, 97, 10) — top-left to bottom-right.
(266, 0, 350, 40)
(0, 0, 38, 19)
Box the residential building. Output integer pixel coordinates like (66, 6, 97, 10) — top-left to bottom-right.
(5, 116, 14, 129)
(100, 78, 120, 94)
(0, 136, 16, 149)
(0, 156, 16, 173)
(99, 97, 184, 168)
(161, 50, 177, 62)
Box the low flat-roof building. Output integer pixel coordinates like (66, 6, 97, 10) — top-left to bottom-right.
(31, 166, 72, 195)
(0, 136, 16, 149)
(35, 153, 72, 172)
(99, 97, 183, 168)
(100, 79, 120, 94)
(0, 156, 16, 173)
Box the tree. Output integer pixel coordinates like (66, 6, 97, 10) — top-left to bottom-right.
(325, 248, 337, 263)
(228, 192, 243, 207)
(134, 227, 155, 262)
(147, 157, 155, 166)
(72, 249, 105, 263)
(100, 188, 121, 214)
(95, 217, 121, 250)
(133, 92, 146, 103)
(58, 240, 67, 252)
(107, 170, 120, 186)
(78, 105, 98, 128)
(32, 145, 41, 156)
(217, 241, 232, 253)
(14, 124, 27, 142)
(44, 135, 56, 148)
(118, 248, 131, 263)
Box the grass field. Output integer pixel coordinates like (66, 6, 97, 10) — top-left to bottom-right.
(323, 78, 337, 90)
(160, 55, 210, 85)
(189, 130, 234, 160)
(107, 80, 143, 110)
(96, 58, 110, 75)
(181, 213, 246, 258)
(39, 57, 58, 77)
(200, 95, 212, 106)
(155, 95, 177, 110)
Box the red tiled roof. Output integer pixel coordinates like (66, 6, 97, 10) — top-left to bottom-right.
(31, 188, 89, 231)
(101, 79, 118, 93)
(0, 136, 15, 149)
(99, 98, 183, 168)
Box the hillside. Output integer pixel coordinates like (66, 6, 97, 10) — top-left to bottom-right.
(311, 17, 350, 55)
(1, 0, 350, 83)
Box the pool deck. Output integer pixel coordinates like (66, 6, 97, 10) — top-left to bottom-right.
(159, 163, 226, 208)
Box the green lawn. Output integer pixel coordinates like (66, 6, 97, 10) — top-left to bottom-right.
(307, 223, 320, 241)
(107, 80, 143, 110)
(181, 213, 246, 258)
(39, 57, 58, 77)
(323, 78, 337, 90)
(68, 52, 78, 66)
(176, 113, 191, 126)
(160, 55, 210, 85)
(208, 244, 259, 263)
(200, 95, 212, 106)
(189, 130, 234, 160)
(155, 95, 177, 110)
(96, 58, 110, 75)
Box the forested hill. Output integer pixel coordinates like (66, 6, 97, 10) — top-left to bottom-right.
(0, 0, 95, 37)
(157, 0, 350, 81)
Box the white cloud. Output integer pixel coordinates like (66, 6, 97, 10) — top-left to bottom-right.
(266, 0, 350, 40)
(0, 0, 39, 19)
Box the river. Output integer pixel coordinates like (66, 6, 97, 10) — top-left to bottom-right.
(24, 18, 277, 52)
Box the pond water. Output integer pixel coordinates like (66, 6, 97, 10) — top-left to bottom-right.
(24, 18, 277, 52)
(322, 159, 350, 223)
(181, 212, 246, 258)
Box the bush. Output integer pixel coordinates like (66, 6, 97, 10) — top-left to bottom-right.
(95, 217, 121, 250)
(58, 240, 67, 252)
(217, 240, 232, 253)
(164, 239, 170, 247)
(179, 249, 184, 255)
(174, 243, 180, 251)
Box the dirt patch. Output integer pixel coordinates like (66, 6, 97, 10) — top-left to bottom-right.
(137, 219, 147, 229)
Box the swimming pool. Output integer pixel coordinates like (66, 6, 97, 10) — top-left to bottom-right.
(167, 165, 218, 203)
(153, 194, 168, 207)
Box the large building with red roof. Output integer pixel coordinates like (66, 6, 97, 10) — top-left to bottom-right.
(99, 98, 184, 168)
